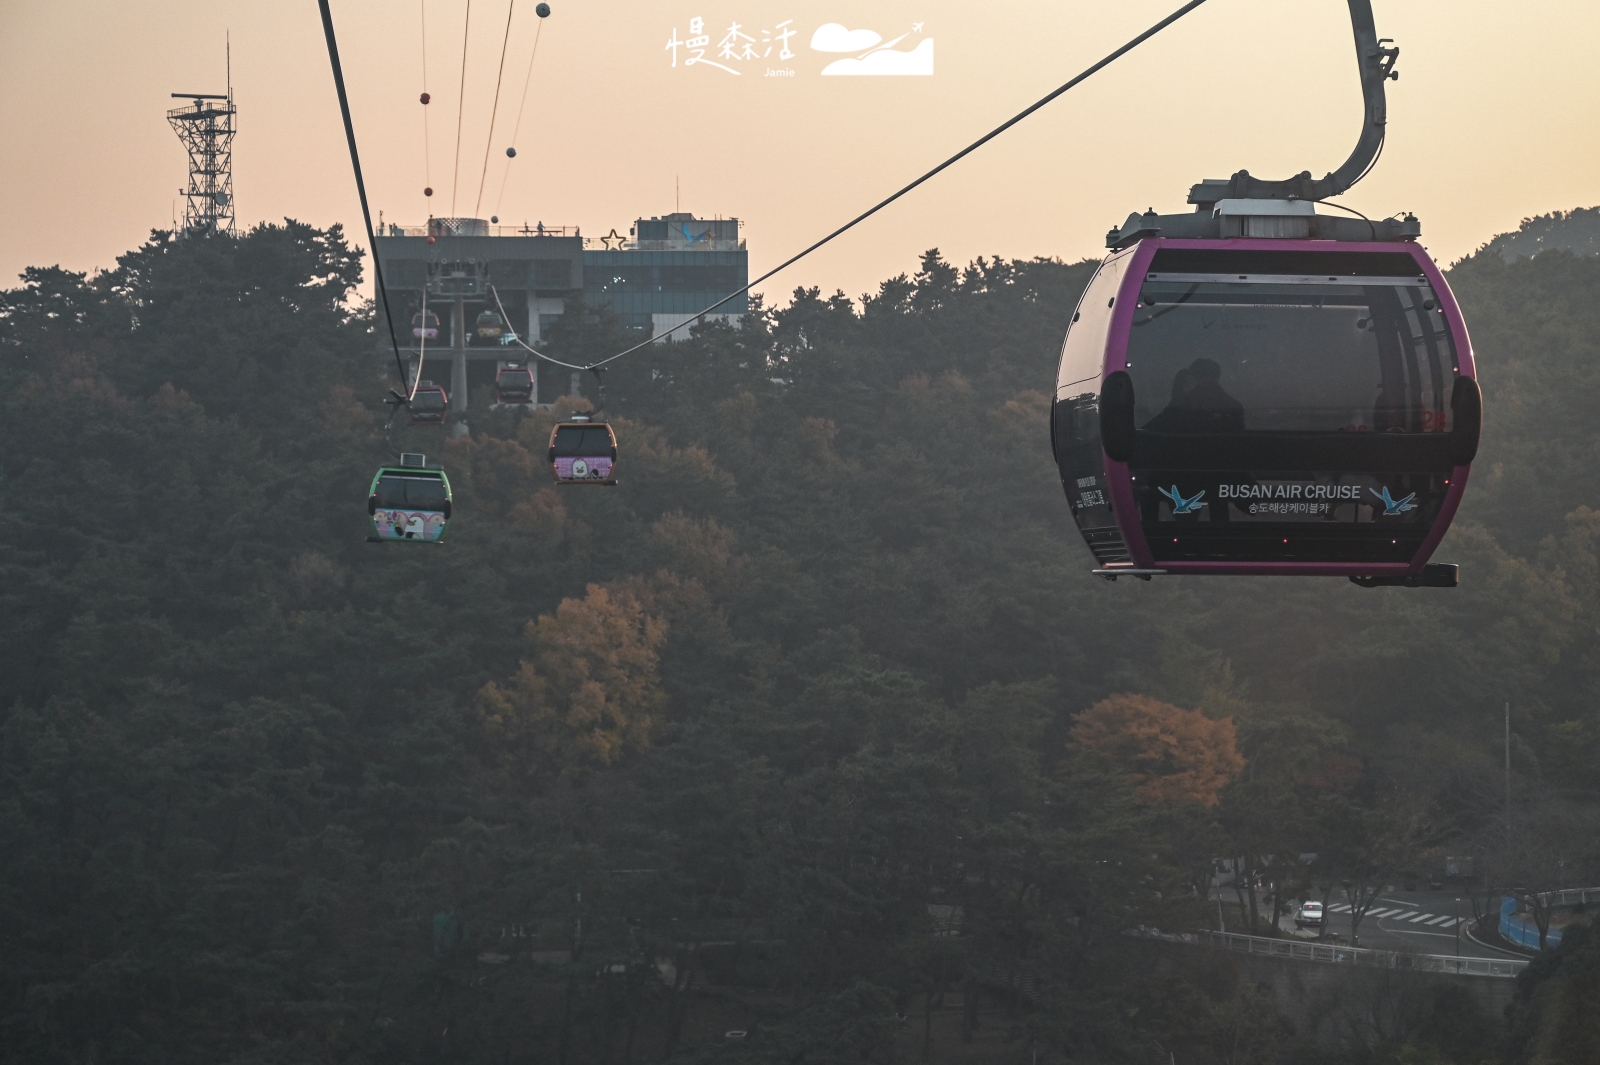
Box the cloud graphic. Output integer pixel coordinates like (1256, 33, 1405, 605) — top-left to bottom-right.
(821, 37, 934, 76)
(810, 23, 883, 52)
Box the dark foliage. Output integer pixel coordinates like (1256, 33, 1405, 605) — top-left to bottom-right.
(1504, 923, 1600, 1064)
(2, 221, 1596, 1064)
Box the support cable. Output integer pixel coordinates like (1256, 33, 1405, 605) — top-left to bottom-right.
(1314, 128, 1387, 240)
(331, 0, 1210, 387)
(317, 0, 408, 389)
(493, 13, 545, 217)
(1314, 197, 1378, 240)
(1351, 128, 1386, 189)
(421, 0, 432, 198)
(490, 284, 588, 370)
(450, 0, 472, 215)
(580, 0, 1212, 371)
(410, 287, 430, 401)
(474, 0, 516, 218)
(381, 285, 427, 444)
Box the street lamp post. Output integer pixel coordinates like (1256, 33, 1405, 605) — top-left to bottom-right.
(1455, 897, 1462, 957)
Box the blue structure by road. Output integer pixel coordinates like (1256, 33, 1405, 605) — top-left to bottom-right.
(1501, 896, 1564, 949)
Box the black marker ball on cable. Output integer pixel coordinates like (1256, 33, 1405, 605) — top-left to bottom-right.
(420, 92, 430, 105)
(506, 147, 517, 158)
(536, 3, 550, 16)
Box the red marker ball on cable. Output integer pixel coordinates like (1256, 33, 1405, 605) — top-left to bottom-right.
(424, 187, 433, 197)
(420, 92, 431, 104)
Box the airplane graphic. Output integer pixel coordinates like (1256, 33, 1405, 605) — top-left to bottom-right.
(1159, 485, 1207, 515)
(1370, 486, 1418, 515)
(913, 22, 924, 32)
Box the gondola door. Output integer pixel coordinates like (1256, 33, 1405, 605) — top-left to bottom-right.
(1052, 247, 1138, 569)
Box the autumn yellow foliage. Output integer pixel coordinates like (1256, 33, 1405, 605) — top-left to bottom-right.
(480, 583, 667, 768)
(1069, 693, 1244, 807)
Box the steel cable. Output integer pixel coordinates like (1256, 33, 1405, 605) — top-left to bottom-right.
(474, 0, 516, 218)
(493, 15, 545, 218)
(420, 0, 432, 198)
(317, 0, 408, 389)
(581, 0, 1212, 370)
(324, 0, 1212, 389)
(450, 0, 471, 215)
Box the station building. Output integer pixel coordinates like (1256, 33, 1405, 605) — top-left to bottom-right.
(374, 212, 747, 411)
(583, 214, 747, 334)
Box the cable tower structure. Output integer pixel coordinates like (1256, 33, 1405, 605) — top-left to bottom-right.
(168, 53, 237, 237)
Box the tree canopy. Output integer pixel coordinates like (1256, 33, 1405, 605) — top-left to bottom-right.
(1070, 694, 1243, 807)
(2, 222, 1598, 1064)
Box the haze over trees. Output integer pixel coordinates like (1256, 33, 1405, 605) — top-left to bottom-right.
(1, 214, 1599, 1063)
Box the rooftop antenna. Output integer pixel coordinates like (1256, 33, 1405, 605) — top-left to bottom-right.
(168, 38, 237, 237)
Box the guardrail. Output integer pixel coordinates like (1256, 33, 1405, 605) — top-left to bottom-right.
(1533, 886, 1600, 907)
(381, 224, 582, 239)
(1204, 931, 1527, 978)
(376, 225, 746, 251)
(613, 238, 746, 252)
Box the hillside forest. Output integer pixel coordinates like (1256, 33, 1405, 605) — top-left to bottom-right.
(3, 215, 1600, 1065)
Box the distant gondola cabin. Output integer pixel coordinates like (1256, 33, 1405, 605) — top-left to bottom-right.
(408, 381, 449, 425)
(475, 310, 505, 342)
(548, 417, 617, 485)
(411, 310, 440, 340)
(495, 363, 535, 404)
(368, 456, 452, 542)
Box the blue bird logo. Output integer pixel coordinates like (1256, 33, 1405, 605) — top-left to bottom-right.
(1370, 486, 1418, 515)
(1158, 485, 1208, 515)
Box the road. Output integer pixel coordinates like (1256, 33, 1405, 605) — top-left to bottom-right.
(1212, 885, 1527, 962)
(1291, 891, 1525, 960)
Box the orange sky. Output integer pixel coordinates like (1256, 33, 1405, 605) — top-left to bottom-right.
(3, 0, 1596, 307)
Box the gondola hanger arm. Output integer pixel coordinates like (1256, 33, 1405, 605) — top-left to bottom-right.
(1187, 0, 1398, 206)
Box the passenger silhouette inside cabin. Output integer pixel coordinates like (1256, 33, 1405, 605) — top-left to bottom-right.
(1145, 357, 1244, 433)
(1142, 369, 1191, 433)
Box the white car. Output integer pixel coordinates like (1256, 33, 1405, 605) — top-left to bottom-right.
(1295, 901, 1325, 929)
